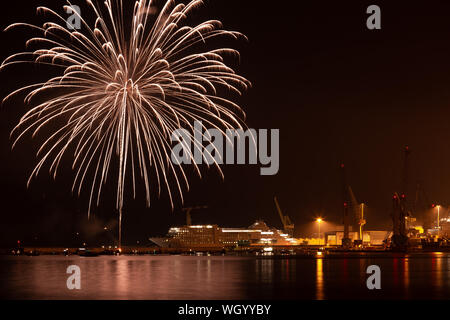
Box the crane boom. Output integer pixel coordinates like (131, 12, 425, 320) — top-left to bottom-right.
(348, 186, 359, 219)
(182, 206, 207, 226)
(273, 196, 294, 237)
(274, 196, 285, 228)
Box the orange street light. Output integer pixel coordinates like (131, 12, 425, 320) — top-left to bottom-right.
(316, 218, 323, 245)
(436, 205, 441, 230)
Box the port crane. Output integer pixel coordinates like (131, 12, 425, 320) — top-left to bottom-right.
(391, 192, 408, 249)
(391, 146, 411, 249)
(182, 206, 207, 226)
(349, 186, 366, 241)
(273, 197, 294, 237)
(341, 164, 366, 246)
(341, 163, 352, 247)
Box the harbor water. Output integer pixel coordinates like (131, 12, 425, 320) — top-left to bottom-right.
(1, 252, 449, 299)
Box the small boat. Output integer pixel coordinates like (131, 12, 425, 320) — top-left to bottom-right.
(25, 250, 40, 256)
(99, 249, 116, 255)
(77, 248, 99, 257)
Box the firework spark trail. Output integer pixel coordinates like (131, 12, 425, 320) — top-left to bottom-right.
(1, 0, 250, 247)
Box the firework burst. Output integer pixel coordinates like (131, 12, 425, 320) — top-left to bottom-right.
(1, 0, 250, 246)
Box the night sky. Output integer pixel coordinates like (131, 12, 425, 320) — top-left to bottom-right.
(2, 0, 450, 247)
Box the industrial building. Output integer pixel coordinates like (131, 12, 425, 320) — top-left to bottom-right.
(324, 230, 391, 246)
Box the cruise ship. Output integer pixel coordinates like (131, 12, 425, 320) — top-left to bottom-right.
(150, 220, 298, 248)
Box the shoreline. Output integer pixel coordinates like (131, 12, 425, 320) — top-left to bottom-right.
(3, 246, 450, 257)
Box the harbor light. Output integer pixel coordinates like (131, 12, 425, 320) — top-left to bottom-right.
(316, 218, 323, 245)
(436, 205, 441, 229)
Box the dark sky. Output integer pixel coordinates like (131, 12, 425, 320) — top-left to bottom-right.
(2, 0, 450, 246)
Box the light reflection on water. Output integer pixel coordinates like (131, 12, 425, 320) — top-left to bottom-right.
(315, 258, 324, 300)
(1, 253, 450, 299)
